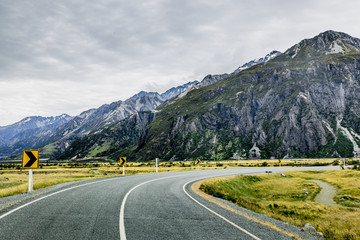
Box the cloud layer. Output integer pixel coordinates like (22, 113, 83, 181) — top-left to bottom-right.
(1, 0, 360, 125)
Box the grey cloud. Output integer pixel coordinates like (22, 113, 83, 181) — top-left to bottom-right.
(1, 0, 360, 125)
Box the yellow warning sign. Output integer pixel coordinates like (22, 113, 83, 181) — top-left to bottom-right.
(195, 159, 201, 165)
(120, 157, 127, 166)
(22, 150, 39, 169)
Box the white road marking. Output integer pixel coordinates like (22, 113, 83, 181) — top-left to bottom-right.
(119, 175, 185, 240)
(0, 177, 116, 220)
(183, 179, 262, 240)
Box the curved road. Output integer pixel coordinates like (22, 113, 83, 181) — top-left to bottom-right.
(0, 166, 337, 240)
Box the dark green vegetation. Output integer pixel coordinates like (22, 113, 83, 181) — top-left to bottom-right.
(55, 31, 360, 161)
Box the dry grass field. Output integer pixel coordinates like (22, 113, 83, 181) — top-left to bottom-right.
(200, 169, 360, 240)
(0, 157, 358, 198)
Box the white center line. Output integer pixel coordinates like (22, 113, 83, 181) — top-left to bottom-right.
(119, 174, 185, 240)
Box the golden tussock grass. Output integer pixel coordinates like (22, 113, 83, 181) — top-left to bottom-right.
(200, 170, 360, 240)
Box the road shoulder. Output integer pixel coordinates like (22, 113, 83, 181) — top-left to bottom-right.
(190, 179, 324, 240)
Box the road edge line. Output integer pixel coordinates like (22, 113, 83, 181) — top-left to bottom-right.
(183, 179, 262, 240)
(190, 179, 304, 240)
(0, 177, 116, 220)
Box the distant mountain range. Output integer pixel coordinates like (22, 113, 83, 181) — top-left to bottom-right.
(5, 30, 360, 162)
(0, 81, 196, 157)
(0, 115, 72, 157)
(54, 30, 360, 161)
(0, 47, 280, 159)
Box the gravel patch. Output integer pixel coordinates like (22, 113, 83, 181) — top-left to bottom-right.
(310, 179, 341, 207)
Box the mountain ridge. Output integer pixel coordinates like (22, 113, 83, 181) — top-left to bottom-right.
(0, 81, 200, 157)
(129, 30, 360, 161)
(5, 30, 360, 161)
(0, 114, 73, 157)
(54, 49, 287, 160)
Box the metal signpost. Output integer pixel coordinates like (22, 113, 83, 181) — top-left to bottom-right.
(155, 158, 159, 173)
(278, 159, 281, 167)
(22, 150, 39, 192)
(120, 157, 127, 176)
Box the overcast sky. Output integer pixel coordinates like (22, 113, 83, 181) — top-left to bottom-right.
(1, 0, 360, 126)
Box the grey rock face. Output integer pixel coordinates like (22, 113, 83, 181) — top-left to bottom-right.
(53, 31, 360, 161)
(134, 30, 360, 160)
(57, 111, 156, 160)
(233, 50, 282, 74)
(0, 81, 197, 157)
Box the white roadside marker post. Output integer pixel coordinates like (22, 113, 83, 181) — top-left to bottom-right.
(22, 150, 39, 193)
(28, 169, 33, 192)
(156, 158, 159, 173)
(120, 157, 126, 176)
(343, 158, 346, 168)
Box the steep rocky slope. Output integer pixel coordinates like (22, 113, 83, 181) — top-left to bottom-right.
(0, 81, 196, 157)
(54, 51, 283, 160)
(56, 111, 156, 160)
(134, 30, 360, 161)
(43, 81, 197, 157)
(56, 30, 360, 161)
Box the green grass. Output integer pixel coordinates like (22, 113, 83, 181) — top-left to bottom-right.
(200, 170, 360, 240)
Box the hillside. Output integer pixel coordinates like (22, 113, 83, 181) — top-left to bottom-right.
(55, 49, 283, 160)
(0, 115, 72, 157)
(134, 30, 360, 161)
(0, 81, 196, 158)
(57, 30, 360, 161)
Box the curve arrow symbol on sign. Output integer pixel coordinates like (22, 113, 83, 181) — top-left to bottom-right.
(120, 157, 126, 166)
(24, 151, 38, 167)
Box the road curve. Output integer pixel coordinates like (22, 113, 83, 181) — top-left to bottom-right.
(0, 166, 338, 240)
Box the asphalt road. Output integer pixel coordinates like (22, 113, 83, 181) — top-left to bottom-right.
(0, 166, 338, 240)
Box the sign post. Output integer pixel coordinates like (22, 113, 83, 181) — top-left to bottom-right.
(120, 157, 126, 176)
(29, 169, 33, 192)
(22, 150, 39, 192)
(155, 158, 159, 173)
(343, 158, 346, 168)
(278, 159, 281, 167)
(195, 159, 201, 170)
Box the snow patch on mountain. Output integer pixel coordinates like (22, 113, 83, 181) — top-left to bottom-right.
(176, 51, 282, 101)
(329, 40, 345, 54)
(233, 50, 282, 74)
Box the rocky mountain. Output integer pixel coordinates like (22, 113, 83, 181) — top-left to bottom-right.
(0, 81, 197, 158)
(41, 81, 198, 157)
(0, 114, 72, 157)
(56, 30, 360, 161)
(56, 111, 156, 160)
(133, 30, 360, 161)
(53, 51, 284, 160)
(176, 50, 282, 99)
(160, 81, 198, 100)
(232, 50, 282, 74)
